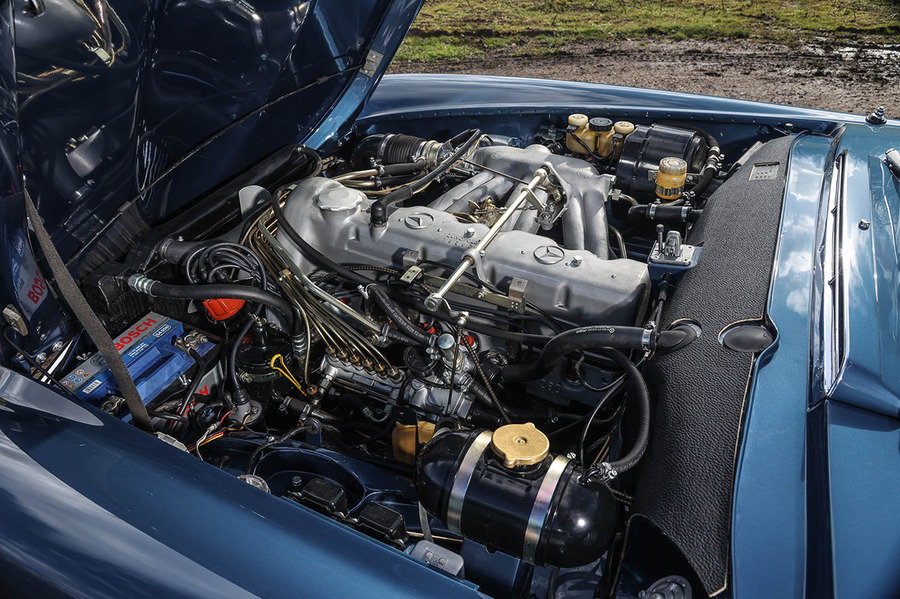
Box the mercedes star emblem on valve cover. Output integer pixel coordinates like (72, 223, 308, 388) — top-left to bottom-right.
(533, 245, 566, 264)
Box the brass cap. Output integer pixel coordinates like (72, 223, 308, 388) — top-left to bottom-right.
(490, 422, 550, 468)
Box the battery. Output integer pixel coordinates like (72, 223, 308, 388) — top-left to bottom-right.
(63, 312, 216, 408)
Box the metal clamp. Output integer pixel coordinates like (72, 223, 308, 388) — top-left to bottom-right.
(522, 455, 570, 563)
(445, 430, 493, 534)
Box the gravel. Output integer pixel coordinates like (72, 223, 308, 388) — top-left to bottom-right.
(390, 39, 900, 118)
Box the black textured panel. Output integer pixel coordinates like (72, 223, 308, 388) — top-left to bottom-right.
(626, 135, 794, 596)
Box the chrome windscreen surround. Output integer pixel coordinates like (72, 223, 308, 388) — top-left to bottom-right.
(522, 454, 570, 564)
(445, 430, 493, 534)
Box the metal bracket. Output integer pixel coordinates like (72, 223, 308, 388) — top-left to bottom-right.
(418, 272, 528, 314)
(400, 265, 424, 284)
(649, 240, 697, 266)
(3, 305, 27, 336)
(360, 50, 384, 77)
(401, 249, 421, 269)
(535, 164, 568, 230)
(508, 277, 528, 313)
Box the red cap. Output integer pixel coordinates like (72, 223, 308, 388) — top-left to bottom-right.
(203, 298, 245, 320)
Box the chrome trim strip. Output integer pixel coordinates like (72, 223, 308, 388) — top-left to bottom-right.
(522, 455, 569, 564)
(446, 430, 492, 534)
(822, 152, 847, 393)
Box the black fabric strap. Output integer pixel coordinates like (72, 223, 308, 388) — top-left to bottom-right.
(24, 190, 154, 432)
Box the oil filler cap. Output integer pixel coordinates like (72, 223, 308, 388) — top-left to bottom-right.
(490, 422, 550, 469)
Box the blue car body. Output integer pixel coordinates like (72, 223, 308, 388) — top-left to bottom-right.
(0, 0, 898, 597)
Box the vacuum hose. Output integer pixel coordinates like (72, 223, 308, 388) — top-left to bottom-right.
(501, 324, 697, 383)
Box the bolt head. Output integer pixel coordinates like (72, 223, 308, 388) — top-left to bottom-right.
(859, 219, 871, 230)
(35, 352, 47, 364)
(571, 255, 583, 267)
(51, 341, 64, 352)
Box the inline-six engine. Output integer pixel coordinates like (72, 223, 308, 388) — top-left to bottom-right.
(279, 143, 651, 328)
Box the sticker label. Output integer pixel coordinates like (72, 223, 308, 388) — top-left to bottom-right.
(749, 162, 780, 181)
(65, 312, 169, 392)
(11, 230, 47, 318)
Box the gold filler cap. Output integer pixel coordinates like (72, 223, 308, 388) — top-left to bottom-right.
(490, 422, 550, 468)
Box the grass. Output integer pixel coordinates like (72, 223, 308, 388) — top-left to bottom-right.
(395, 0, 900, 61)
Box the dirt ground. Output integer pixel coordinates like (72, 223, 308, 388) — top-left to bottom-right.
(389, 39, 900, 118)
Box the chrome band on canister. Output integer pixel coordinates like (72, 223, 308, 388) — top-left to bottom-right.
(446, 429, 492, 534)
(522, 455, 570, 563)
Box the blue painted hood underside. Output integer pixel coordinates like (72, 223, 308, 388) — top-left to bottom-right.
(5, 0, 422, 264)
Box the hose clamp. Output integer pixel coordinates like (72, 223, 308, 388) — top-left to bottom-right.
(648, 204, 658, 219)
(641, 327, 654, 351)
(522, 455, 569, 564)
(681, 206, 690, 222)
(446, 430, 492, 534)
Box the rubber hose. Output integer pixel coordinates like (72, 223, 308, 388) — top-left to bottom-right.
(382, 161, 425, 176)
(230, 317, 254, 391)
(687, 150, 720, 200)
(370, 128, 481, 226)
(501, 325, 695, 383)
(177, 349, 207, 413)
(467, 378, 512, 424)
(141, 280, 297, 333)
(351, 134, 426, 168)
(655, 324, 698, 354)
(369, 286, 433, 347)
(627, 204, 703, 223)
(270, 187, 370, 286)
(157, 239, 206, 263)
(595, 348, 650, 474)
(271, 190, 434, 345)
(468, 382, 553, 423)
(293, 146, 323, 178)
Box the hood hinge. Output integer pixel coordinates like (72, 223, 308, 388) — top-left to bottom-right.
(360, 50, 384, 78)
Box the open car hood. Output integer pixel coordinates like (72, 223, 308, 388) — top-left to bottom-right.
(4, 0, 421, 263)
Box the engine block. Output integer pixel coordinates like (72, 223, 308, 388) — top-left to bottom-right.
(279, 145, 651, 326)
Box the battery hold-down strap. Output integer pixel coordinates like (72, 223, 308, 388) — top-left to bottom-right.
(24, 190, 154, 432)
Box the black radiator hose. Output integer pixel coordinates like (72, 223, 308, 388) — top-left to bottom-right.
(593, 347, 650, 475)
(501, 324, 696, 383)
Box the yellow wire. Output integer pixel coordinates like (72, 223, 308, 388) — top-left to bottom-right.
(270, 354, 307, 395)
